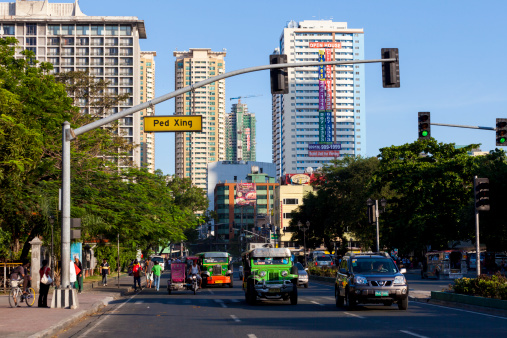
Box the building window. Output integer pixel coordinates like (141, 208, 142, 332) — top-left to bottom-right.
(105, 25, 118, 36)
(91, 25, 104, 36)
(48, 24, 60, 35)
(61, 25, 74, 35)
(26, 37, 36, 46)
(76, 25, 89, 35)
(283, 198, 299, 205)
(119, 25, 131, 36)
(26, 23, 37, 35)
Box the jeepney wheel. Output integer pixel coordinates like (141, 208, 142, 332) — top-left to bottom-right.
(335, 287, 344, 307)
(246, 280, 256, 305)
(398, 297, 408, 310)
(290, 281, 298, 305)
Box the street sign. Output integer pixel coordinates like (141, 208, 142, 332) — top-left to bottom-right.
(144, 115, 202, 132)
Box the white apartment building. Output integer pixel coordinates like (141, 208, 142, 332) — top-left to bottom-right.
(273, 20, 366, 176)
(0, 0, 146, 168)
(174, 48, 226, 190)
(140, 51, 156, 173)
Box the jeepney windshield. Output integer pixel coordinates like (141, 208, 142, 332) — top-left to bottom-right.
(253, 257, 290, 265)
(204, 257, 228, 264)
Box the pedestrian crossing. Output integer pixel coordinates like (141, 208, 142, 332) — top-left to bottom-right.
(132, 296, 334, 306)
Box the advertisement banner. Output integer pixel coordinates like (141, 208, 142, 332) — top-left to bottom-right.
(325, 111, 333, 142)
(318, 50, 325, 80)
(235, 183, 256, 206)
(319, 81, 326, 111)
(308, 150, 341, 157)
(319, 112, 326, 143)
(309, 42, 342, 49)
(308, 143, 341, 151)
(325, 79, 333, 111)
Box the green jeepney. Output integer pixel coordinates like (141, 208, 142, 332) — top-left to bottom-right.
(197, 252, 233, 288)
(241, 247, 299, 305)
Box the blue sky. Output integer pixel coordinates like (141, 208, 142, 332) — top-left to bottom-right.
(9, 0, 507, 174)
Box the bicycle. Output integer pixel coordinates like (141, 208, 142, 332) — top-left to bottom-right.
(9, 279, 35, 307)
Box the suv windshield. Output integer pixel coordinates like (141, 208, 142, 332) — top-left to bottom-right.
(253, 257, 289, 265)
(351, 258, 398, 274)
(316, 256, 332, 261)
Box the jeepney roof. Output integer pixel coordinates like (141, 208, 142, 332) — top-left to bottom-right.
(245, 248, 292, 258)
(198, 252, 230, 258)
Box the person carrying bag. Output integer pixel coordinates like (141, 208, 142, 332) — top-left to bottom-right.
(39, 260, 52, 308)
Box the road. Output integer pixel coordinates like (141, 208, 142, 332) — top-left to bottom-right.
(59, 272, 507, 338)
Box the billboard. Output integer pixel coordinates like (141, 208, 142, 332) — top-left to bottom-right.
(308, 144, 341, 151)
(235, 183, 256, 206)
(309, 150, 340, 157)
(245, 128, 251, 151)
(309, 42, 342, 49)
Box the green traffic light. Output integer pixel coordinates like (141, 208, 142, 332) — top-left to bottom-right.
(421, 130, 428, 137)
(501, 137, 506, 144)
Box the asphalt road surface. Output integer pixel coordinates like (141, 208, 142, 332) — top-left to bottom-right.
(59, 272, 507, 338)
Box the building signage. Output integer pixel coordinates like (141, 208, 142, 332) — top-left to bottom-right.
(143, 115, 202, 132)
(309, 150, 340, 157)
(290, 174, 311, 185)
(235, 183, 256, 206)
(245, 128, 251, 151)
(309, 42, 342, 49)
(308, 144, 341, 151)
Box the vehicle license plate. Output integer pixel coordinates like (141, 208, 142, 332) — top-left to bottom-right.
(375, 291, 389, 296)
(215, 280, 223, 283)
(269, 288, 281, 293)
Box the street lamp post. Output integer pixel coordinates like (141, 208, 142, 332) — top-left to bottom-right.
(367, 198, 387, 252)
(297, 221, 309, 267)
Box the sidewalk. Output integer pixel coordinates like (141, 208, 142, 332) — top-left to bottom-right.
(0, 273, 146, 338)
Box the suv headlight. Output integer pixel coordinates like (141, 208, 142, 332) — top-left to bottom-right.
(281, 271, 288, 277)
(353, 276, 368, 285)
(394, 276, 406, 285)
(259, 271, 266, 277)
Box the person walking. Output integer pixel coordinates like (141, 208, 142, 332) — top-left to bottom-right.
(132, 259, 142, 291)
(69, 260, 76, 289)
(74, 257, 83, 293)
(38, 260, 51, 308)
(101, 258, 110, 286)
(145, 259, 154, 288)
(152, 261, 163, 291)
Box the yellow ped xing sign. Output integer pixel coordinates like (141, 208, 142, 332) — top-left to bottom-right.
(143, 115, 202, 132)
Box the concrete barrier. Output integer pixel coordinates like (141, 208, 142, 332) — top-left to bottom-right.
(431, 291, 507, 310)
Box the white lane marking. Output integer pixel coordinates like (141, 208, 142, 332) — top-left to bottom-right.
(80, 293, 137, 337)
(230, 299, 240, 303)
(214, 299, 224, 303)
(400, 330, 429, 338)
(322, 296, 335, 301)
(311, 301, 325, 306)
(230, 315, 241, 322)
(414, 301, 507, 320)
(135, 300, 143, 304)
(221, 303, 228, 308)
(247, 335, 257, 338)
(343, 312, 365, 319)
(207, 289, 215, 295)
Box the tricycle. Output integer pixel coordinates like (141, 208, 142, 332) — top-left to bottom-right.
(167, 262, 199, 295)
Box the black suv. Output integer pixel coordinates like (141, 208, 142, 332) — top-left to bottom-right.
(335, 252, 408, 310)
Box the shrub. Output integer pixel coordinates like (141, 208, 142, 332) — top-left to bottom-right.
(308, 266, 337, 277)
(451, 273, 507, 300)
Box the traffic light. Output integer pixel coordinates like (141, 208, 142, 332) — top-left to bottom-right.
(474, 177, 490, 211)
(269, 54, 288, 94)
(418, 112, 431, 140)
(366, 199, 376, 224)
(496, 118, 507, 146)
(381, 48, 400, 88)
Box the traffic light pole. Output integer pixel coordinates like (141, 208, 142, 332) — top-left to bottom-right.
(431, 122, 495, 131)
(474, 176, 481, 278)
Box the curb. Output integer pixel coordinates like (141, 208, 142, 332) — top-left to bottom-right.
(431, 291, 507, 311)
(29, 284, 137, 338)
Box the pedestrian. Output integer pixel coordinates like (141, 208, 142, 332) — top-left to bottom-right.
(152, 261, 163, 291)
(145, 259, 154, 288)
(101, 258, 110, 286)
(132, 259, 142, 291)
(38, 260, 51, 308)
(74, 257, 83, 293)
(69, 260, 76, 288)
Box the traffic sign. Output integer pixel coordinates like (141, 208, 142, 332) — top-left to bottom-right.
(144, 115, 202, 132)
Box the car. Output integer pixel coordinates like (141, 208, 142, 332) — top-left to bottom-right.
(295, 262, 309, 288)
(150, 255, 165, 271)
(313, 255, 334, 267)
(335, 252, 408, 310)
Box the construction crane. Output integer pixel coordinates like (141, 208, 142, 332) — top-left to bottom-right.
(229, 94, 262, 104)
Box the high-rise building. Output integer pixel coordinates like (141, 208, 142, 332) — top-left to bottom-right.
(273, 20, 365, 175)
(174, 48, 226, 190)
(226, 101, 256, 162)
(0, 0, 146, 168)
(139, 51, 156, 173)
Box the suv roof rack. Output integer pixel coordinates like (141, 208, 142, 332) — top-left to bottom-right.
(345, 251, 391, 258)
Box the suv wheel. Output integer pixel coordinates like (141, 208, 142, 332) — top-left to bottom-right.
(335, 287, 344, 307)
(246, 280, 257, 305)
(345, 289, 357, 310)
(398, 297, 408, 310)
